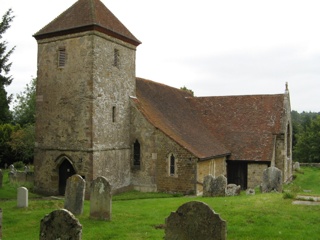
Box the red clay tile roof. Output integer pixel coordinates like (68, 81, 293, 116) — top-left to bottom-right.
(135, 78, 230, 159)
(34, 0, 141, 46)
(189, 95, 286, 161)
(135, 78, 287, 161)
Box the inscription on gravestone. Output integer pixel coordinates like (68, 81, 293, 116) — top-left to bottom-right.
(64, 174, 85, 215)
(40, 209, 82, 240)
(165, 201, 227, 240)
(203, 175, 227, 197)
(90, 176, 112, 220)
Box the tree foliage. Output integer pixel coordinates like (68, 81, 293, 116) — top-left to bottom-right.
(292, 111, 320, 162)
(13, 78, 36, 126)
(0, 9, 15, 123)
(0, 123, 20, 167)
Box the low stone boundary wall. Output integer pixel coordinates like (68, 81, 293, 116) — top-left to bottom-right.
(9, 171, 34, 183)
(300, 163, 320, 168)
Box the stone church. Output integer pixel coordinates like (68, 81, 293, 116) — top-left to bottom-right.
(33, 0, 293, 196)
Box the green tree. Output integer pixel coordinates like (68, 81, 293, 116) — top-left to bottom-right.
(0, 9, 15, 123)
(0, 123, 20, 167)
(13, 78, 36, 126)
(8, 124, 34, 164)
(294, 115, 320, 163)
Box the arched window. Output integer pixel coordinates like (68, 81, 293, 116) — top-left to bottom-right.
(287, 124, 291, 158)
(133, 140, 140, 166)
(169, 154, 175, 176)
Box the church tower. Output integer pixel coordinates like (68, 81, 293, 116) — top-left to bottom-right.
(33, 0, 141, 195)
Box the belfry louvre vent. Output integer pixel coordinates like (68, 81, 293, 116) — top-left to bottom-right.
(58, 48, 66, 67)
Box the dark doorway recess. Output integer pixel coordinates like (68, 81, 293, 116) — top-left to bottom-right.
(227, 161, 248, 190)
(59, 159, 76, 195)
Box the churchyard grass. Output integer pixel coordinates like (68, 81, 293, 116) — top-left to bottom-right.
(1, 166, 320, 239)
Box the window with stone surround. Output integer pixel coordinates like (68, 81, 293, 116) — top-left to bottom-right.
(113, 48, 119, 67)
(58, 47, 66, 68)
(169, 153, 177, 176)
(112, 106, 116, 122)
(133, 140, 141, 167)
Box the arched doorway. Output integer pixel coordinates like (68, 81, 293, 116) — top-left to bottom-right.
(58, 158, 76, 195)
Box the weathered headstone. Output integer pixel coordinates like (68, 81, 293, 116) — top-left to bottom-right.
(165, 201, 227, 240)
(260, 167, 282, 193)
(8, 171, 16, 182)
(225, 183, 241, 196)
(90, 176, 112, 220)
(0, 169, 3, 188)
(40, 209, 82, 240)
(17, 187, 28, 208)
(293, 162, 300, 171)
(203, 174, 227, 197)
(0, 208, 2, 240)
(64, 174, 85, 215)
(246, 188, 255, 195)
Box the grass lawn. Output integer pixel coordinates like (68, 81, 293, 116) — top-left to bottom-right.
(1, 167, 320, 239)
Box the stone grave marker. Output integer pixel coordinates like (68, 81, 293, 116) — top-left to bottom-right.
(90, 176, 112, 220)
(165, 201, 227, 240)
(203, 174, 227, 197)
(225, 183, 241, 196)
(260, 166, 282, 193)
(17, 187, 28, 208)
(40, 209, 82, 240)
(0, 169, 3, 188)
(64, 174, 85, 215)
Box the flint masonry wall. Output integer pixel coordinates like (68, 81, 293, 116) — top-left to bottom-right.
(34, 31, 137, 195)
(91, 33, 136, 191)
(130, 105, 196, 194)
(34, 32, 94, 195)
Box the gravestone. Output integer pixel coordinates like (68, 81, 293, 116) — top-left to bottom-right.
(246, 188, 255, 195)
(64, 174, 85, 215)
(293, 162, 300, 171)
(90, 176, 112, 220)
(0, 208, 2, 240)
(203, 175, 227, 197)
(0, 169, 3, 188)
(40, 209, 82, 240)
(17, 187, 28, 208)
(225, 184, 241, 196)
(165, 201, 227, 240)
(8, 171, 16, 182)
(260, 167, 282, 193)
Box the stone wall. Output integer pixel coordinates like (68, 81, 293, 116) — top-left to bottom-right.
(247, 163, 269, 188)
(130, 105, 196, 194)
(197, 157, 226, 194)
(34, 31, 137, 195)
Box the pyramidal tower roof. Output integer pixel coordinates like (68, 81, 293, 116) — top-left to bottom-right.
(33, 0, 141, 46)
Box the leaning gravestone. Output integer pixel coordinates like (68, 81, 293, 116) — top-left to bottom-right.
(0, 169, 3, 188)
(64, 174, 85, 215)
(17, 187, 28, 208)
(260, 167, 282, 193)
(203, 175, 227, 197)
(165, 201, 227, 240)
(225, 183, 241, 196)
(40, 209, 82, 240)
(90, 176, 112, 220)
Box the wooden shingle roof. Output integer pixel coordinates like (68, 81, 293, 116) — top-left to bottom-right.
(135, 78, 288, 161)
(34, 0, 141, 46)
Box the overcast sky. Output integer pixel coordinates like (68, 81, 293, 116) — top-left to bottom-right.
(1, 0, 320, 112)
